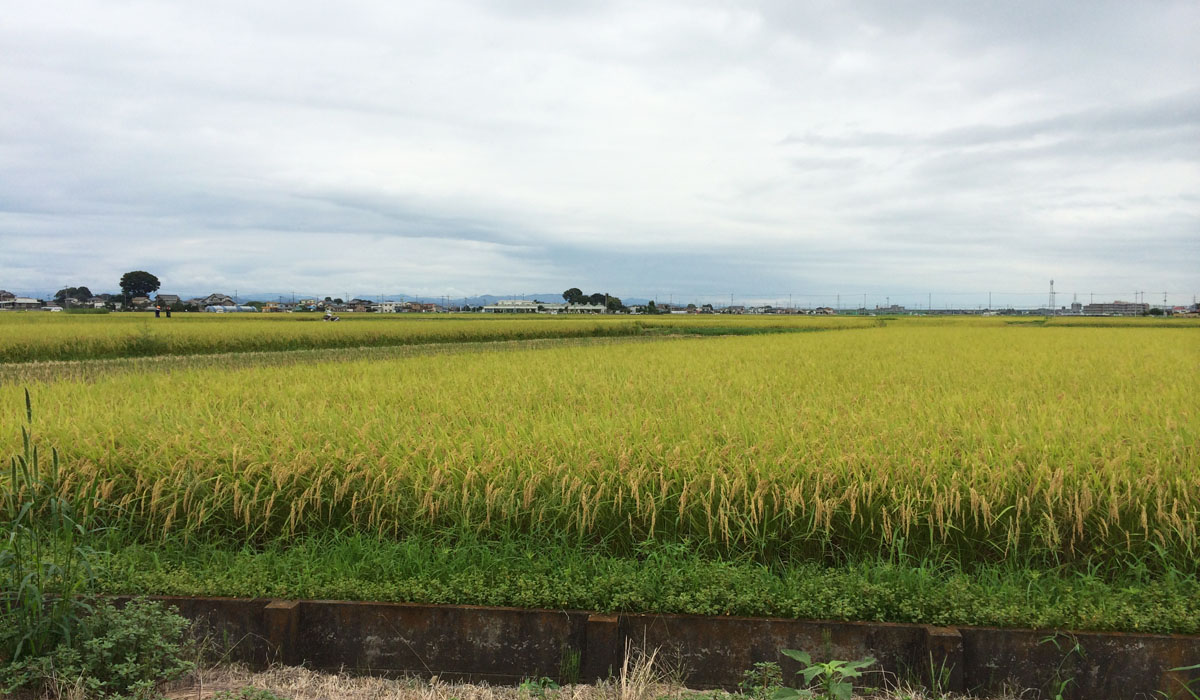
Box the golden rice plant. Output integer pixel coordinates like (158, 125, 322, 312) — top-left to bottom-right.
(1, 321, 1196, 572)
(0, 311, 876, 363)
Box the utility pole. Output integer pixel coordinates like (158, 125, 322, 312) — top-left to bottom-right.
(988, 291, 991, 310)
(928, 292, 931, 311)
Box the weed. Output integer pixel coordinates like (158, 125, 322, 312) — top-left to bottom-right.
(212, 688, 290, 700)
(518, 676, 560, 698)
(740, 661, 783, 700)
(773, 649, 876, 700)
(1, 389, 99, 663)
(1163, 663, 1200, 699)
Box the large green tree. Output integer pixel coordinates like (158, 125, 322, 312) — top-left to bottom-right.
(119, 271, 160, 299)
(54, 286, 93, 305)
(562, 288, 584, 304)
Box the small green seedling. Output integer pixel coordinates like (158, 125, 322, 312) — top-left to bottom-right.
(740, 661, 783, 700)
(771, 649, 875, 700)
(518, 676, 560, 699)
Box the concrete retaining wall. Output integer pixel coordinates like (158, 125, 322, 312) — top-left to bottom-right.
(131, 596, 1200, 699)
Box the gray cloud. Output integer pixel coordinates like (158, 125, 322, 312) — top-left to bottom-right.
(1, 0, 1197, 305)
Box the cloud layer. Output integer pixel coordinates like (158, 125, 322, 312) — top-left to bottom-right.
(2, 0, 1198, 306)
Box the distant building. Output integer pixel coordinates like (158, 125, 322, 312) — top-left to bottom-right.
(0, 296, 41, 310)
(482, 300, 605, 314)
(484, 300, 553, 313)
(204, 305, 258, 313)
(1082, 300, 1148, 316)
(565, 303, 605, 314)
(156, 294, 181, 308)
(193, 293, 235, 308)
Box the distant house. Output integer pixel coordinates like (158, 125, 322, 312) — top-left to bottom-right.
(187, 293, 235, 309)
(130, 296, 151, 308)
(0, 296, 41, 310)
(156, 294, 182, 308)
(0, 290, 15, 302)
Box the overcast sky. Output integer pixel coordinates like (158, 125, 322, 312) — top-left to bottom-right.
(2, 1, 1198, 307)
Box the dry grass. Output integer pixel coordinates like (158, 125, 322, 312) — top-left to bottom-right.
(156, 661, 1024, 700)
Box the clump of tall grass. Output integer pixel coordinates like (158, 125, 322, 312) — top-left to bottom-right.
(1, 390, 100, 664)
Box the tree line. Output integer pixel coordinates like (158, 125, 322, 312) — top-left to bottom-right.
(561, 288, 625, 312)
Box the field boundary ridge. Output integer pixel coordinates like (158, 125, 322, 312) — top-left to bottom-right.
(116, 595, 1200, 699)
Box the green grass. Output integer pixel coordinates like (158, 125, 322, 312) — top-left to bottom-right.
(92, 532, 1200, 634)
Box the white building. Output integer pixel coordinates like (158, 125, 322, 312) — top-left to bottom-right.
(483, 300, 561, 313)
(0, 297, 42, 310)
(204, 305, 259, 313)
(1082, 300, 1149, 316)
(482, 300, 606, 314)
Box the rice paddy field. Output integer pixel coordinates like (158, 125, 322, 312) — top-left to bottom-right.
(0, 311, 874, 363)
(2, 312, 1199, 632)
